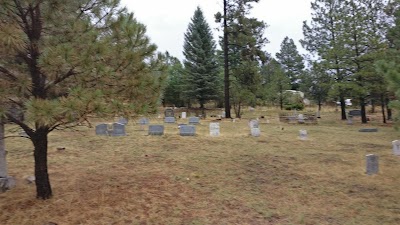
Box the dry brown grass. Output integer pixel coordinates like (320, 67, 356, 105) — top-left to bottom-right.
(1, 107, 400, 225)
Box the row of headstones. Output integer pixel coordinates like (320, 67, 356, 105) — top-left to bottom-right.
(164, 116, 200, 124)
(148, 123, 221, 136)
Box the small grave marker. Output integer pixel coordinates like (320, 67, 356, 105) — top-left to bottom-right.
(392, 140, 400, 156)
(148, 125, 164, 136)
(359, 128, 378, 132)
(180, 125, 196, 136)
(181, 112, 187, 119)
(209, 123, 220, 137)
(347, 116, 353, 125)
(249, 119, 259, 128)
(188, 117, 200, 125)
(110, 123, 126, 136)
(95, 124, 109, 136)
(164, 108, 174, 118)
(221, 111, 226, 118)
(164, 117, 176, 123)
(117, 117, 128, 125)
(298, 114, 305, 124)
(251, 127, 260, 137)
(366, 154, 379, 175)
(299, 130, 307, 140)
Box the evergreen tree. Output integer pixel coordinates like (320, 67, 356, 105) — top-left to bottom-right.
(0, 0, 166, 199)
(183, 7, 220, 115)
(163, 53, 185, 107)
(262, 59, 291, 109)
(276, 36, 305, 90)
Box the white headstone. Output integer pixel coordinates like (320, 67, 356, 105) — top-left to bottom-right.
(249, 119, 259, 128)
(209, 123, 220, 137)
(298, 114, 305, 124)
(221, 111, 226, 118)
(392, 140, 400, 156)
(251, 128, 260, 137)
(181, 112, 187, 119)
(299, 130, 307, 140)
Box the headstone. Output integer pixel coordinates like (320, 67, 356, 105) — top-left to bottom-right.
(299, 130, 307, 140)
(209, 123, 220, 137)
(181, 112, 187, 119)
(164, 117, 176, 123)
(110, 123, 126, 136)
(95, 124, 109, 135)
(316, 111, 321, 118)
(180, 125, 196, 136)
(148, 125, 164, 135)
(138, 118, 149, 125)
(347, 116, 353, 125)
(249, 119, 259, 128)
(249, 107, 255, 112)
(359, 128, 378, 132)
(366, 154, 379, 175)
(188, 117, 200, 125)
(298, 114, 305, 124)
(349, 110, 362, 116)
(392, 140, 400, 156)
(251, 127, 260, 137)
(164, 108, 174, 118)
(221, 111, 226, 118)
(117, 117, 128, 125)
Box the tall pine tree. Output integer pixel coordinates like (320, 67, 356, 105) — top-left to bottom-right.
(183, 7, 220, 115)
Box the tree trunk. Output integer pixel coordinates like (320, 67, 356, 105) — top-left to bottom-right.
(339, 96, 347, 120)
(360, 97, 367, 124)
(370, 99, 375, 113)
(200, 102, 205, 118)
(32, 128, 52, 199)
(0, 119, 7, 178)
(223, 0, 231, 119)
(380, 94, 386, 124)
(386, 97, 392, 120)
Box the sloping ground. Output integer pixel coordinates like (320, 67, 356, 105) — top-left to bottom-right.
(1, 109, 399, 224)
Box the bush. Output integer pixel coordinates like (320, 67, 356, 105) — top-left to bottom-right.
(284, 103, 304, 110)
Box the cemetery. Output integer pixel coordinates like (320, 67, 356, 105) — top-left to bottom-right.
(1, 107, 400, 224)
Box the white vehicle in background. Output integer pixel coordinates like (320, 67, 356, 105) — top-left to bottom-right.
(336, 99, 352, 106)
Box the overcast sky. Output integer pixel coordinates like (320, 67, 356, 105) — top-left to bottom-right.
(120, 0, 313, 61)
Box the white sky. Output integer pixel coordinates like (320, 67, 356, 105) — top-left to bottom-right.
(120, 0, 313, 61)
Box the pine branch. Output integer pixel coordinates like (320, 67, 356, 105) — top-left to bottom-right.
(0, 66, 18, 82)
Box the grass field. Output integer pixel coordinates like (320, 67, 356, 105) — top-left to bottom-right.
(1, 107, 400, 225)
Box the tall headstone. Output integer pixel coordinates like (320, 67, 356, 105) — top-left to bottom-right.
(366, 154, 379, 175)
(188, 117, 200, 125)
(117, 117, 128, 125)
(148, 125, 164, 135)
(164, 117, 176, 123)
(392, 140, 400, 156)
(95, 124, 109, 136)
(209, 123, 220, 137)
(110, 123, 126, 136)
(181, 112, 187, 119)
(221, 111, 226, 118)
(180, 125, 196, 136)
(164, 108, 174, 118)
(251, 128, 260, 137)
(299, 130, 307, 140)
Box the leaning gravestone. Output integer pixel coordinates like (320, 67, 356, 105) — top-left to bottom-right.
(180, 125, 196, 136)
(164, 108, 174, 118)
(251, 127, 260, 137)
(117, 117, 128, 125)
(299, 130, 308, 140)
(249, 119, 259, 128)
(95, 123, 109, 135)
(188, 117, 200, 125)
(110, 123, 126, 136)
(148, 125, 164, 135)
(209, 123, 220, 137)
(138, 118, 149, 125)
(392, 140, 400, 156)
(164, 117, 176, 123)
(366, 154, 379, 175)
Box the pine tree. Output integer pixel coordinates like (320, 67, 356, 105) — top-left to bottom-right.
(183, 7, 221, 115)
(163, 53, 185, 107)
(276, 36, 305, 90)
(262, 59, 291, 109)
(0, 0, 166, 199)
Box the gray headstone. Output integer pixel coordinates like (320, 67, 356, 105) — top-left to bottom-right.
(349, 110, 362, 116)
(366, 154, 379, 175)
(0, 176, 16, 192)
(392, 140, 400, 156)
(164, 117, 176, 123)
(117, 117, 128, 125)
(164, 108, 174, 118)
(180, 125, 196, 136)
(138, 118, 149, 125)
(148, 125, 164, 135)
(110, 123, 126, 136)
(95, 124, 109, 136)
(181, 112, 187, 119)
(347, 116, 353, 125)
(188, 117, 200, 125)
(249, 119, 259, 128)
(251, 127, 260, 137)
(359, 128, 378, 132)
(209, 123, 220, 137)
(299, 130, 307, 140)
